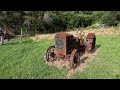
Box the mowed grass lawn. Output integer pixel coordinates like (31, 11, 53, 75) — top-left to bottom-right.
(0, 35, 120, 79)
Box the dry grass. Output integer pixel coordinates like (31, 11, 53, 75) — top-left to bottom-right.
(45, 47, 99, 79)
(65, 48, 99, 79)
(31, 33, 55, 41)
(31, 27, 120, 41)
(66, 27, 120, 37)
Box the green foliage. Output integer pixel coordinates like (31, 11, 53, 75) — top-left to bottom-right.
(22, 11, 67, 35)
(48, 13, 67, 33)
(86, 23, 105, 29)
(63, 12, 92, 29)
(0, 11, 120, 35)
(100, 11, 117, 26)
(116, 22, 120, 29)
(90, 11, 105, 24)
(117, 22, 120, 27)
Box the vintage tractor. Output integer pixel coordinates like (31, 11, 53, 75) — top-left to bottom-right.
(46, 30, 96, 69)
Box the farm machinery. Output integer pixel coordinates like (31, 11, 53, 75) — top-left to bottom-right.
(46, 30, 96, 69)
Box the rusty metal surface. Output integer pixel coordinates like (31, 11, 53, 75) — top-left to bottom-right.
(55, 32, 73, 38)
(86, 33, 96, 52)
(86, 39, 93, 51)
(70, 49, 79, 69)
(87, 33, 96, 39)
(46, 32, 96, 69)
(55, 32, 74, 56)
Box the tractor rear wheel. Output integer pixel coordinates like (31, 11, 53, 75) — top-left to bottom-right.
(70, 49, 80, 69)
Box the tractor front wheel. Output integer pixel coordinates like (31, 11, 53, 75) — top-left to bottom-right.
(46, 46, 56, 62)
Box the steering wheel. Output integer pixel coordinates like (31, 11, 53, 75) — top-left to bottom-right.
(76, 30, 85, 39)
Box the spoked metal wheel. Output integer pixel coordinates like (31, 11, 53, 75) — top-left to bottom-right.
(70, 49, 80, 69)
(46, 46, 56, 62)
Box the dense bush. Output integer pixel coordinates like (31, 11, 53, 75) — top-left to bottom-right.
(90, 11, 105, 24)
(0, 11, 120, 36)
(100, 11, 117, 26)
(117, 22, 120, 28)
(86, 23, 105, 29)
(63, 12, 92, 29)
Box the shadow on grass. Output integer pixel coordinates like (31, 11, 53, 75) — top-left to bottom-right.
(92, 45, 101, 53)
(73, 44, 101, 69)
(80, 56, 88, 63)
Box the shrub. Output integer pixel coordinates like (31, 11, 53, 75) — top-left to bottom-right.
(86, 23, 105, 29)
(90, 11, 105, 24)
(117, 22, 120, 28)
(100, 11, 117, 26)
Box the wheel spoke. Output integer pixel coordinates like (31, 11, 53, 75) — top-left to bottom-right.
(46, 46, 56, 62)
(70, 49, 80, 69)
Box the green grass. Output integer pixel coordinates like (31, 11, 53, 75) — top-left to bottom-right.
(0, 38, 68, 79)
(0, 35, 120, 79)
(73, 35, 120, 79)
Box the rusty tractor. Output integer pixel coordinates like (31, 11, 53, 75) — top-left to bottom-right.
(46, 30, 96, 69)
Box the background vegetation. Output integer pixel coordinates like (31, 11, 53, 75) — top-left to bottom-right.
(1, 11, 120, 35)
(1, 11, 120, 79)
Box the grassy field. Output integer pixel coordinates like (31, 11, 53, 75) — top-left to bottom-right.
(73, 35, 120, 79)
(0, 38, 68, 79)
(0, 29, 120, 79)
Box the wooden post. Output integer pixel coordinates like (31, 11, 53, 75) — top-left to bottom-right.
(20, 28, 23, 43)
(0, 36, 4, 45)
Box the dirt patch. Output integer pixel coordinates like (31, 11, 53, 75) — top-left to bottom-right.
(45, 47, 99, 79)
(46, 60, 70, 69)
(31, 34, 55, 42)
(65, 48, 99, 79)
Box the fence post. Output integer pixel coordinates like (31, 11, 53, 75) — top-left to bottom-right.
(0, 35, 4, 45)
(20, 28, 23, 43)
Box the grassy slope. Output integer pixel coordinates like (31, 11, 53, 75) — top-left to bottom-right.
(0, 38, 68, 79)
(0, 34, 120, 79)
